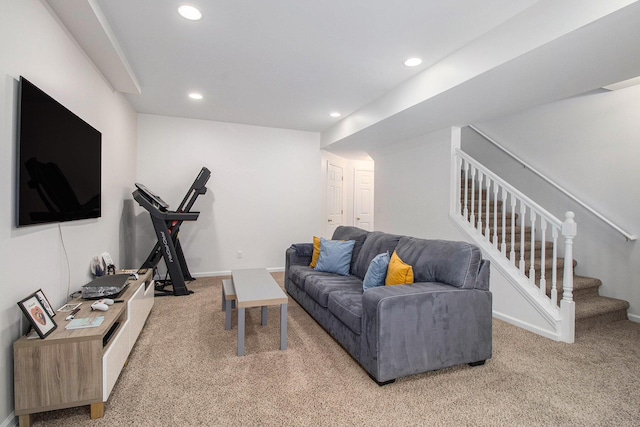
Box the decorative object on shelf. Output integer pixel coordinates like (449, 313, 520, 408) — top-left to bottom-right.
(17, 292, 58, 338)
(35, 289, 55, 317)
(57, 302, 82, 312)
(65, 316, 105, 330)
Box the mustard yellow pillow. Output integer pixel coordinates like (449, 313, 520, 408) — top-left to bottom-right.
(385, 251, 414, 286)
(310, 236, 321, 268)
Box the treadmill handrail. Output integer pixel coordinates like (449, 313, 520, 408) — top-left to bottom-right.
(177, 167, 211, 212)
(160, 211, 199, 221)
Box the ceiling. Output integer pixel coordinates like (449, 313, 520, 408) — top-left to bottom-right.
(46, 0, 536, 131)
(45, 0, 640, 157)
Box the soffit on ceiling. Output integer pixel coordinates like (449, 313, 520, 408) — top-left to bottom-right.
(46, 0, 537, 132)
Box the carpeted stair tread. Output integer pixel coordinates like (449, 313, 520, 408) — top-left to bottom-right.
(507, 240, 553, 253)
(575, 295, 629, 318)
(575, 296, 630, 333)
(554, 275, 602, 292)
(548, 275, 602, 302)
(523, 258, 577, 279)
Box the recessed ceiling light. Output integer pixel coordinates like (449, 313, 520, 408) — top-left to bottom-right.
(188, 93, 203, 100)
(178, 5, 202, 21)
(404, 57, 422, 67)
(330, 112, 341, 118)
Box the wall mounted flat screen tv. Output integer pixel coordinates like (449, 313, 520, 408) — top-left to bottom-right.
(16, 77, 102, 227)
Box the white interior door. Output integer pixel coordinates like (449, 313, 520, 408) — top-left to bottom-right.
(326, 162, 343, 236)
(354, 169, 374, 231)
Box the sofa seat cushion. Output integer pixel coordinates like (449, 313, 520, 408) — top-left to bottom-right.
(328, 291, 363, 335)
(288, 265, 327, 290)
(305, 274, 363, 308)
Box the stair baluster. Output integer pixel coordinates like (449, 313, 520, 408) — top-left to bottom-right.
(500, 187, 507, 256)
(551, 227, 559, 307)
(529, 210, 536, 287)
(539, 218, 547, 298)
(477, 171, 483, 236)
(519, 202, 526, 275)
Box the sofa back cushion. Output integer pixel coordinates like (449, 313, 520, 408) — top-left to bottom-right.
(394, 237, 482, 289)
(332, 226, 369, 274)
(352, 231, 402, 279)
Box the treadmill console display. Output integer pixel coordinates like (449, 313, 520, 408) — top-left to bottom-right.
(134, 183, 170, 210)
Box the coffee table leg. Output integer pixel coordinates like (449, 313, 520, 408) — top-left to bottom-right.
(225, 299, 232, 330)
(238, 307, 245, 356)
(280, 303, 288, 351)
(261, 306, 268, 325)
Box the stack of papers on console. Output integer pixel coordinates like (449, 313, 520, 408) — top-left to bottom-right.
(65, 316, 105, 330)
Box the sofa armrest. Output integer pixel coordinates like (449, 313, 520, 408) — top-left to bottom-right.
(285, 245, 312, 269)
(361, 282, 492, 382)
(476, 259, 490, 291)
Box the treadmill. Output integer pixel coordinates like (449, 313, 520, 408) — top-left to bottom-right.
(133, 167, 211, 296)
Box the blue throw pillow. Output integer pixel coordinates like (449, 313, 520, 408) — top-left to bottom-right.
(363, 252, 390, 291)
(315, 238, 356, 276)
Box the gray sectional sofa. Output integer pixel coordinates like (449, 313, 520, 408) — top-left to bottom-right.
(285, 226, 492, 384)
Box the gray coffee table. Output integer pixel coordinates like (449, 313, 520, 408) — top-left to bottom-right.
(228, 268, 288, 356)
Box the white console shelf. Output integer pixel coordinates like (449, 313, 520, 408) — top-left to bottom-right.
(13, 270, 154, 427)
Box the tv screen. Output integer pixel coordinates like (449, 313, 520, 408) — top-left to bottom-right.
(16, 77, 102, 227)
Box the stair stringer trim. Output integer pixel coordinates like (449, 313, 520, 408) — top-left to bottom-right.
(450, 213, 566, 341)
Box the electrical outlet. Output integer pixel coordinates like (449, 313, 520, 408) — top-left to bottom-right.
(237, 250, 243, 259)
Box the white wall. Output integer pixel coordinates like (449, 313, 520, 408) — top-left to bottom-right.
(370, 128, 461, 239)
(462, 86, 640, 320)
(0, 1, 138, 425)
(135, 114, 322, 275)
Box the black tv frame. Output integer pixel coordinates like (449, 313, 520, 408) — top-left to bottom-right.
(15, 76, 102, 227)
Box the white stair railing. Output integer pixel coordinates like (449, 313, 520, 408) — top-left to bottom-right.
(469, 125, 635, 241)
(454, 148, 576, 343)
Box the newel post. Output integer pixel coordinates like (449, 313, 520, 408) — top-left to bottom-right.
(560, 211, 577, 343)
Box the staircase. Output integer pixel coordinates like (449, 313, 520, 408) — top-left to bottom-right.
(460, 181, 630, 335)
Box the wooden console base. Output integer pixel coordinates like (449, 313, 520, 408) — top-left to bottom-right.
(18, 414, 30, 427)
(91, 402, 105, 419)
(13, 270, 153, 422)
(17, 401, 105, 426)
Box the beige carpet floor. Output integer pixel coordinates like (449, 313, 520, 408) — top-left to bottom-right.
(30, 274, 640, 426)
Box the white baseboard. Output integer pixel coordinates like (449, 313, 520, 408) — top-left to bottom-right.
(1, 412, 17, 427)
(493, 311, 561, 342)
(628, 313, 640, 323)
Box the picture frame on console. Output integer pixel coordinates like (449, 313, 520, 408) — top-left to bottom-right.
(18, 292, 57, 339)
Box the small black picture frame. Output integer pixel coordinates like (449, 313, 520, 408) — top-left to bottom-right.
(18, 293, 57, 339)
(35, 289, 55, 318)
